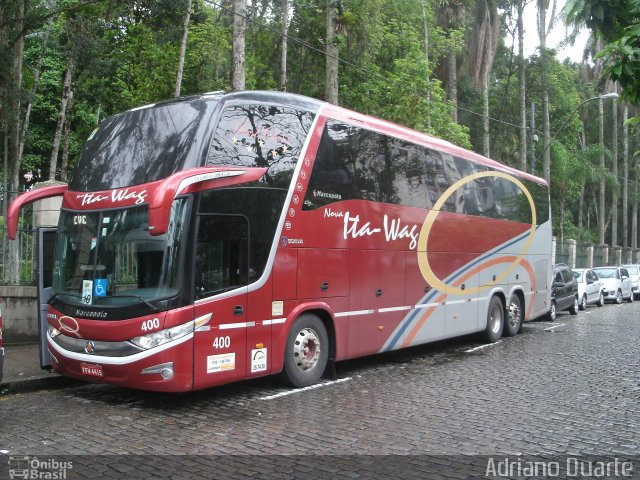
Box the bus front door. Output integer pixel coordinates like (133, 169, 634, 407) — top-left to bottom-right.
(37, 227, 57, 369)
(192, 214, 249, 389)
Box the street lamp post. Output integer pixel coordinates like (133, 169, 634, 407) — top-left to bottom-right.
(536, 92, 619, 173)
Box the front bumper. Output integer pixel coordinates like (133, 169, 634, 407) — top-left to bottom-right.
(47, 332, 193, 392)
(602, 290, 620, 301)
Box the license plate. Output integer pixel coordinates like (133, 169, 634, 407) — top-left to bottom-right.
(80, 363, 104, 377)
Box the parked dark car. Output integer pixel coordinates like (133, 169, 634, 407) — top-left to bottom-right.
(548, 264, 579, 320)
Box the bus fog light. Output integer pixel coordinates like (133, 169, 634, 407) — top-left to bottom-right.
(141, 362, 174, 380)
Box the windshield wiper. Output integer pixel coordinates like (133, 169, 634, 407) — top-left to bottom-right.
(48, 291, 82, 304)
(109, 294, 159, 311)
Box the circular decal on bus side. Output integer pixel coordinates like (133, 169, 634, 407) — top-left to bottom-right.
(417, 171, 537, 295)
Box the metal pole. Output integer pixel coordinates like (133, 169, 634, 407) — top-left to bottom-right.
(530, 101, 536, 175)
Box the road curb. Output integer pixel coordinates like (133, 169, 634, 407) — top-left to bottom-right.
(0, 375, 80, 395)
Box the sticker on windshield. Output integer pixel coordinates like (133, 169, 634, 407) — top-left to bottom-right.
(82, 280, 93, 305)
(94, 279, 107, 297)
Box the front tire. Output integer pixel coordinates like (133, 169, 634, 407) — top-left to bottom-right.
(483, 296, 504, 342)
(596, 291, 604, 307)
(504, 294, 523, 337)
(579, 294, 587, 311)
(547, 300, 557, 321)
(616, 289, 623, 304)
(627, 291, 634, 303)
(281, 313, 329, 388)
(569, 296, 579, 315)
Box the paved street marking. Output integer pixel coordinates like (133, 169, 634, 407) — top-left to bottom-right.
(259, 377, 352, 400)
(465, 340, 502, 353)
(544, 323, 566, 331)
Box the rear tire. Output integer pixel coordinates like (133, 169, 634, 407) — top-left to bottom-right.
(483, 296, 504, 342)
(504, 294, 522, 337)
(281, 313, 329, 388)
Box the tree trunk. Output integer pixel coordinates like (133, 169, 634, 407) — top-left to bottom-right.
(325, 0, 339, 105)
(447, 44, 457, 122)
(611, 97, 618, 246)
(19, 18, 53, 163)
(1, 1, 8, 216)
(60, 89, 74, 183)
(49, 56, 75, 181)
(421, 0, 431, 130)
(175, 0, 192, 98)
(578, 130, 586, 230)
(280, 0, 288, 91)
(538, 0, 551, 184)
(598, 97, 606, 244)
(482, 79, 490, 157)
(517, 0, 526, 171)
(623, 103, 629, 248)
(10, 0, 25, 195)
(231, 0, 246, 91)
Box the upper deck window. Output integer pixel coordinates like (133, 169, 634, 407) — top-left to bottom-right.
(304, 120, 549, 225)
(206, 104, 314, 189)
(71, 98, 218, 191)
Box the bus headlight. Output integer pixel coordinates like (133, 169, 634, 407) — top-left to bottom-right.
(48, 326, 62, 338)
(129, 321, 194, 350)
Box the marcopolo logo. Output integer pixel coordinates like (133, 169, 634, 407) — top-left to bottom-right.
(8, 456, 73, 479)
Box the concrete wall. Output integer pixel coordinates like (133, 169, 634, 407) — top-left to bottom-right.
(1, 286, 38, 343)
(1, 187, 63, 344)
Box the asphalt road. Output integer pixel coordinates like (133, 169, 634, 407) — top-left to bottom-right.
(0, 302, 638, 479)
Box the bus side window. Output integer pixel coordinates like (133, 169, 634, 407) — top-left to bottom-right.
(303, 122, 356, 210)
(194, 215, 249, 299)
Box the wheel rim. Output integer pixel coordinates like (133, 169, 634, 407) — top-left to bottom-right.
(489, 302, 503, 334)
(581, 296, 587, 309)
(550, 303, 556, 319)
(574, 298, 579, 311)
(293, 327, 321, 372)
(508, 301, 521, 329)
(617, 291, 623, 303)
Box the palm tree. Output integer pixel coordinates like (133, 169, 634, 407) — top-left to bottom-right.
(468, 0, 500, 157)
(435, 0, 468, 123)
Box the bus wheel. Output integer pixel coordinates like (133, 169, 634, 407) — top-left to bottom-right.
(282, 313, 329, 388)
(504, 294, 522, 337)
(483, 296, 504, 343)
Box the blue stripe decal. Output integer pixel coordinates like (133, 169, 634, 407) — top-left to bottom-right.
(382, 226, 541, 351)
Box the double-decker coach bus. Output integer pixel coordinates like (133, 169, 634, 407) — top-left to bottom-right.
(8, 91, 551, 392)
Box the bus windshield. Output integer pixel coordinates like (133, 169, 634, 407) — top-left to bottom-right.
(52, 200, 189, 314)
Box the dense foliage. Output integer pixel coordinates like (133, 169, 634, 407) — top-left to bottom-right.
(1, 0, 639, 248)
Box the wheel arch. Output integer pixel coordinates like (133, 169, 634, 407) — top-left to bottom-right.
(272, 302, 338, 375)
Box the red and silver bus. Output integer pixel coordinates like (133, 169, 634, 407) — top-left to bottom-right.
(8, 91, 551, 392)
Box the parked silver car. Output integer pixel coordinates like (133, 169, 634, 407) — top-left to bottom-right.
(592, 266, 633, 304)
(572, 268, 605, 310)
(622, 264, 640, 300)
